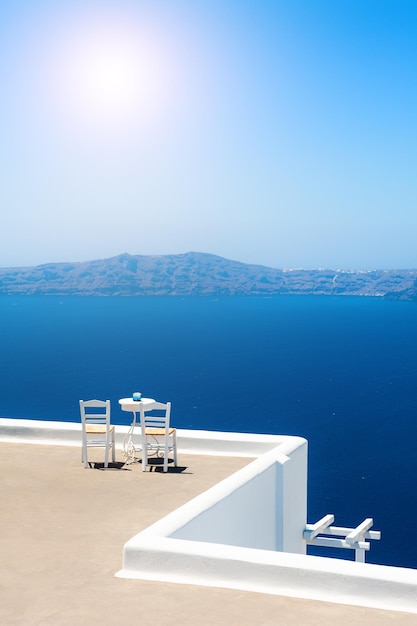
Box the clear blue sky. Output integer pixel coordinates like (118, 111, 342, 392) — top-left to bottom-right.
(1, 0, 417, 270)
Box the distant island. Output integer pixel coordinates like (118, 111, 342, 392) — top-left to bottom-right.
(0, 252, 417, 299)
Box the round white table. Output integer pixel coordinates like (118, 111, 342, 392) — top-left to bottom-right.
(119, 397, 156, 462)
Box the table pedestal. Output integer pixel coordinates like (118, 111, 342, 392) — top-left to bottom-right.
(118, 397, 156, 463)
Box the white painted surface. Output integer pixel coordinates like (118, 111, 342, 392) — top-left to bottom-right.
(173, 466, 277, 549)
(119, 536, 417, 614)
(0, 418, 292, 456)
(170, 449, 297, 552)
(118, 397, 156, 411)
(278, 442, 308, 553)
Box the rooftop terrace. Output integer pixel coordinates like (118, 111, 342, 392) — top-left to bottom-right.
(1, 424, 416, 625)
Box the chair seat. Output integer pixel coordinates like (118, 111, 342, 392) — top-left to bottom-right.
(86, 424, 115, 434)
(145, 427, 176, 436)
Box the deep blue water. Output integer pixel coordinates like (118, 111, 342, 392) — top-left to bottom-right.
(1, 295, 417, 569)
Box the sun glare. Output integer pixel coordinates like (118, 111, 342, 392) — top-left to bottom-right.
(70, 36, 141, 116)
(37, 13, 180, 136)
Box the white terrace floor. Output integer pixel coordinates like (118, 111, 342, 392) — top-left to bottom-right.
(1, 441, 416, 626)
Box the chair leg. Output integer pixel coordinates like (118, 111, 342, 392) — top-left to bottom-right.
(82, 442, 88, 468)
(111, 431, 115, 462)
(141, 440, 147, 471)
(173, 432, 178, 467)
(163, 438, 170, 472)
(104, 443, 109, 468)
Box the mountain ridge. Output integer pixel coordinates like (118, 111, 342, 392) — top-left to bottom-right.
(0, 252, 417, 299)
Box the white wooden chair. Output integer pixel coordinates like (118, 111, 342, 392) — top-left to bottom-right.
(79, 399, 115, 468)
(139, 401, 177, 472)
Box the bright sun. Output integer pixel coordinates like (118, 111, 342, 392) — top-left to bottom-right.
(67, 32, 145, 120)
(41, 15, 179, 135)
(79, 45, 138, 112)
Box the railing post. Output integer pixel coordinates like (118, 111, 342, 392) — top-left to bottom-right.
(355, 547, 366, 562)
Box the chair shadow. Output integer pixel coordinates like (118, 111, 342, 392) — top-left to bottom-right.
(88, 459, 190, 473)
(90, 461, 131, 471)
(144, 458, 190, 473)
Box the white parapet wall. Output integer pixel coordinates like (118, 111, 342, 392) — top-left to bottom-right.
(147, 440, 308, 555)
(0, 418, 290, 456)
(118, 535, 417, 614)
(116, 433, 417, 614)
(1, 417, 417, 614)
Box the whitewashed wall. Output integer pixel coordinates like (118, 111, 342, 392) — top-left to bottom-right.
(170, 445, 307, 554)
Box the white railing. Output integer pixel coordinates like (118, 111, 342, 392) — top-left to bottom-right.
(304, 515, 381, 562)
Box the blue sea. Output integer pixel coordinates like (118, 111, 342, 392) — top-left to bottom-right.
(1, 295, 417, 569)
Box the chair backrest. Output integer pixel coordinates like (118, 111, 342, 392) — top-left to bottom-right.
(141, 401, 171, 431)
(79, 399, 111, 429)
